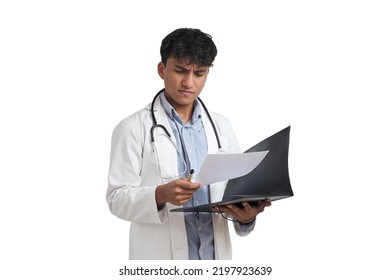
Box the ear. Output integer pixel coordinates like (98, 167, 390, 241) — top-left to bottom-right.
(157, 62, 165, 79)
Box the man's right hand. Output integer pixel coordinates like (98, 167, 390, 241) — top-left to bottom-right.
(156, 178, 201, 206)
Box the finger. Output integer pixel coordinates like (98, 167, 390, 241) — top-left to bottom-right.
(176, 188, 198, 197)
(242, 202, 253, 212)
(216, 205, 232, 215)
(175, 195, 193, 205)
(256, 200, 271, 213)
(215, 205, 226, 212)
(256, 203, 266, 213)
(225, 204, 237, 213)
(213, 205, 227, 213)
(225, 204, 244, 217)
(180, 182, 201, 190)
(258, 200, 272, 207)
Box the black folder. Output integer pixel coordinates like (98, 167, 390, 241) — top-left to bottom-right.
(171, 126, 293, 213)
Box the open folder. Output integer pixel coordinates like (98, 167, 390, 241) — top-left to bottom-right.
(171, 126, 293, 213)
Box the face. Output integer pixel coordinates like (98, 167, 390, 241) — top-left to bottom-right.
(158, 57, 209, 112)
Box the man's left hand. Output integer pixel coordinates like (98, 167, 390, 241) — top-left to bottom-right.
(212, 200, 272, 224)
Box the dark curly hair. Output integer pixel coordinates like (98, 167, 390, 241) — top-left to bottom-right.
(160, 28, 217, 67)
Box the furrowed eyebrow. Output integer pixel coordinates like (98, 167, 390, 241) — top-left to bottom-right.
(174, 65, 207, 73)
(174, 65, 188, 71)
(173, 64, 208, 75)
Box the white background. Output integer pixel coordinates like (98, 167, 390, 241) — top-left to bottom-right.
(1, 0, 389, 279)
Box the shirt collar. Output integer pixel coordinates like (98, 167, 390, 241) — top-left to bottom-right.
(160, 91, 202, 125)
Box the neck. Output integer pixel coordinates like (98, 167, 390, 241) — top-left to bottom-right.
(164, 93, 195, 124)
(176, 107, 193, 124)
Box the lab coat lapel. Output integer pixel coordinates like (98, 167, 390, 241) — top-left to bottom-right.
(148, 96, 179, 183)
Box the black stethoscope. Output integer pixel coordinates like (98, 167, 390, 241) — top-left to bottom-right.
(150, 88, 222, 150)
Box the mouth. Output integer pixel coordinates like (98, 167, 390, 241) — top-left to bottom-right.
(179, 89, 194, 97)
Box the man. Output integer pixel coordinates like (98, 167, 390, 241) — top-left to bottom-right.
(107, 28, 271, 260)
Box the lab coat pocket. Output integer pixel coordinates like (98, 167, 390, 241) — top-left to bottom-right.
(153, 134, 180, 180)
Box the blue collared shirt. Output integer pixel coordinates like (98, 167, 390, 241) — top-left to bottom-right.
(160, 92, 215, 260)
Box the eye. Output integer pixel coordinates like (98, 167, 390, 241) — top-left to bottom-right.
(195, 71, 206, 77)
(174, 68, 186, 74)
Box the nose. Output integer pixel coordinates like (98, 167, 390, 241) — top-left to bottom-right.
(182, 72, 195, 88)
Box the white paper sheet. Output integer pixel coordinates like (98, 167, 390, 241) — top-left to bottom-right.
(194, 151, 269, 186)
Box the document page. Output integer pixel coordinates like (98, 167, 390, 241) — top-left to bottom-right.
(194, 151, 268, 186)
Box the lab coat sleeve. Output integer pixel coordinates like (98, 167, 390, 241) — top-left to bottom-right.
(106, 115, 167, 224)
(233, 219, 256, 236)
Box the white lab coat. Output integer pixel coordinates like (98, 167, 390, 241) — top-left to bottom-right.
(107, 94, 252, 259)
